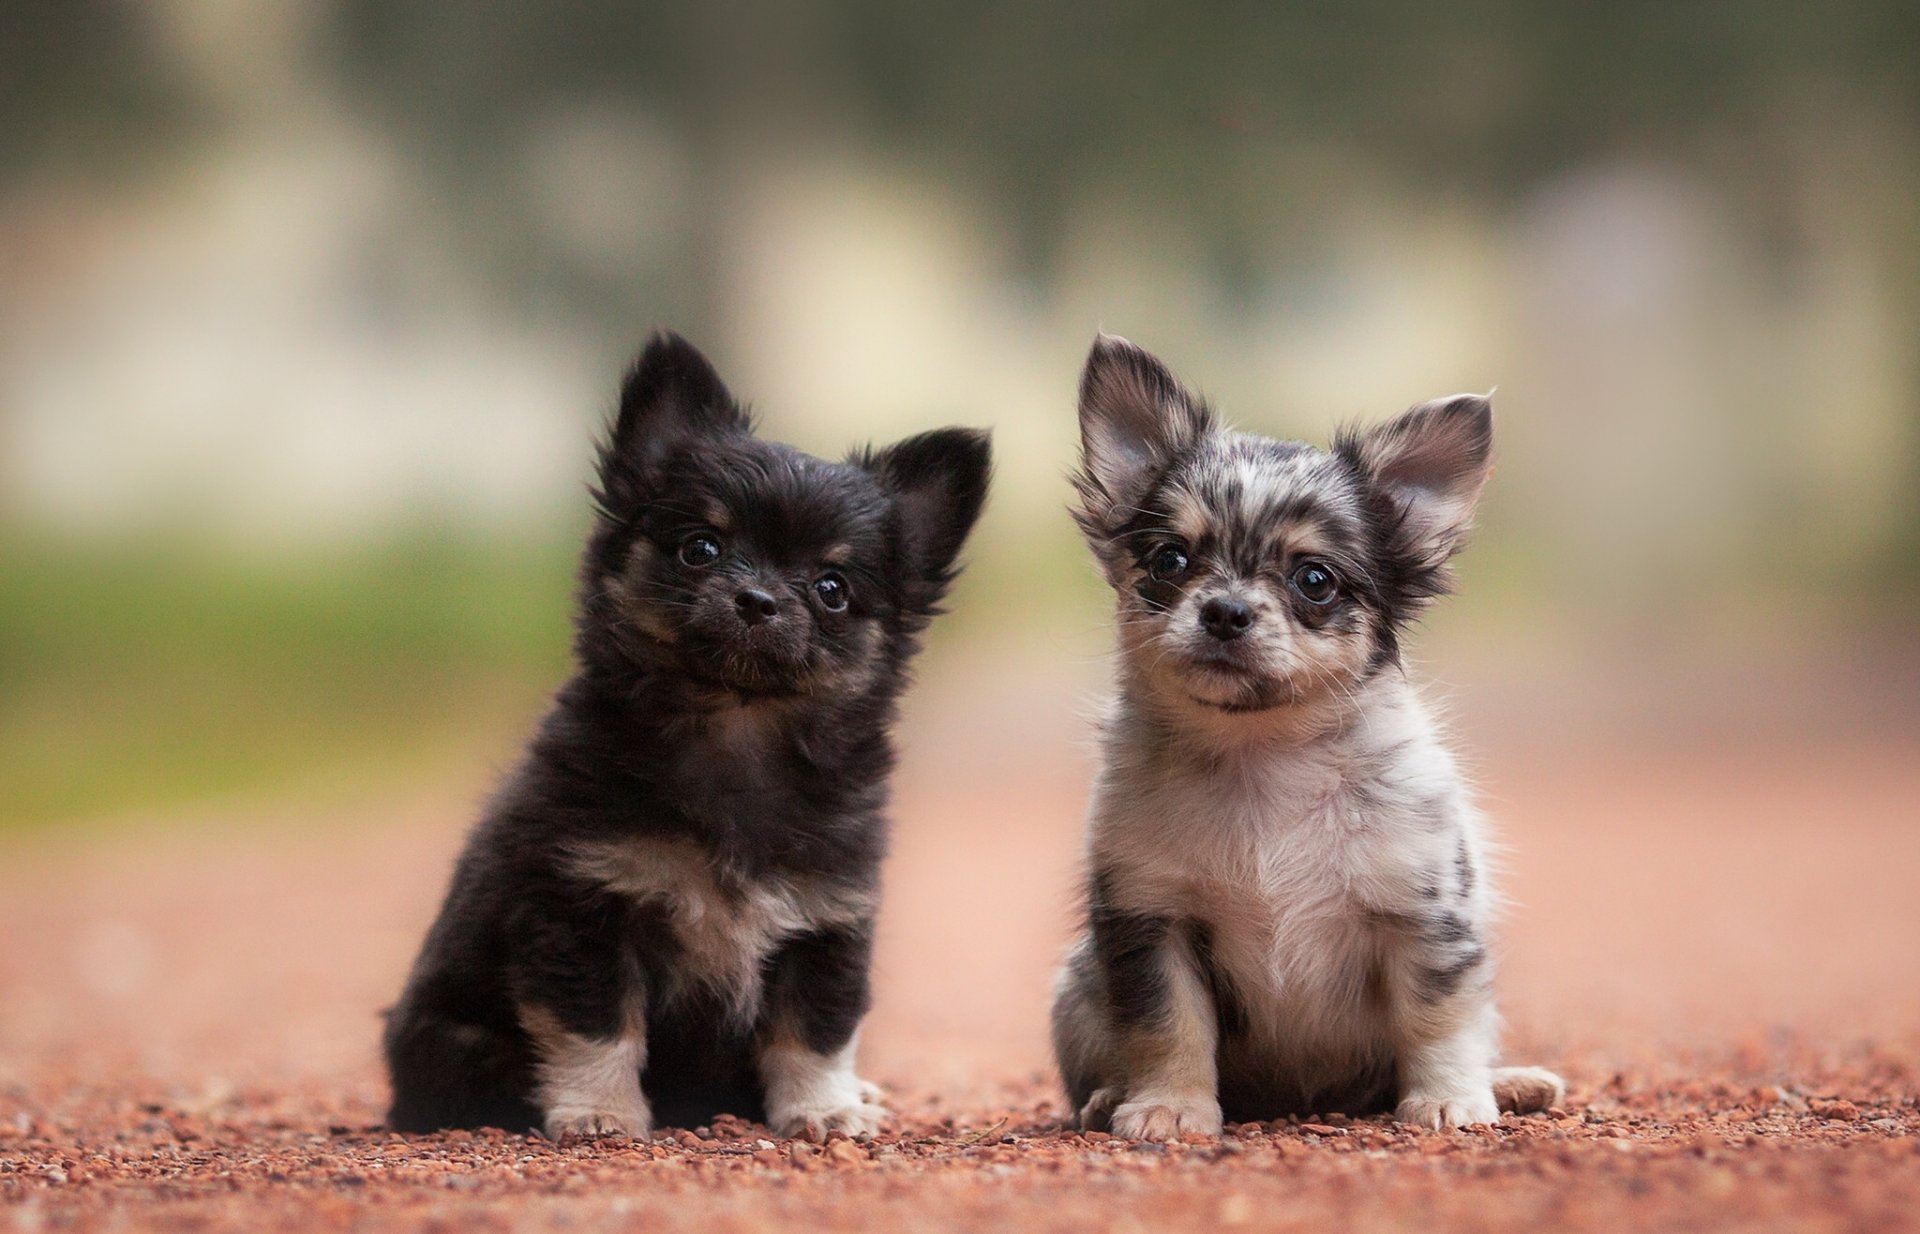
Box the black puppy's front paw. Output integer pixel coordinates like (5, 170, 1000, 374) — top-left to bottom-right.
(544, 1102, 652, 1142)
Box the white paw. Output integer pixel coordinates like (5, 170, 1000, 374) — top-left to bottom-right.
(1492, 1066, 1566, 1114)
(1109, 1094, 1223, 1141)
(1396, 1089, 1500, 1130)
(771, 1098, 890, 1142)
(544, 1104, 651, 1141)
(771, 1076, 890, 1141)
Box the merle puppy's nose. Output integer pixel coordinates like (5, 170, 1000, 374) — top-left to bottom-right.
(1200, 596, 1255, 641)
(735, 588, 779, 626)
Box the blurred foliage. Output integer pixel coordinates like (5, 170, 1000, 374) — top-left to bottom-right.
(0, 0, 200, 175)
(316, 1, 1920, 552)
(319, 2, 1920, 266)
(0, 534, 577, 829)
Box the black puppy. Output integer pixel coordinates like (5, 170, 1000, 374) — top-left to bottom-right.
(384, 333, 990, 1140)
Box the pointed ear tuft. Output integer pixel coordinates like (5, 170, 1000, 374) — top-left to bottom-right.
(862, 427, 992, 617)
(1073, 334, 1212, 539)
(1338, 392, 1493, 574)
(595, 331, 748, 515)
(612, 331, 746, 448)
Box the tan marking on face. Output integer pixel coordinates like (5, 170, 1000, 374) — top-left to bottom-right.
(1167, 487, 1212, 546)
(1269, 517, 1338, 562)
(611, 540, 675, 643)
(826, 619, 884, 695)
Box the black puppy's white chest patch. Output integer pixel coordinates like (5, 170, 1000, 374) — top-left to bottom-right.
(561, 837, 873, 1018)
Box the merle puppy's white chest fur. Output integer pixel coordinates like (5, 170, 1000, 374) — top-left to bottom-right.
(1094, 683, 1479, 1066)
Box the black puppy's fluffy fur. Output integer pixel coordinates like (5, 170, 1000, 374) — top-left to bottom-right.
(384, 333, 990, 1136)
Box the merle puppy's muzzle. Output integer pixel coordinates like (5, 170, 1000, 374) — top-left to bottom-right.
(1199, 594, 1255, 642)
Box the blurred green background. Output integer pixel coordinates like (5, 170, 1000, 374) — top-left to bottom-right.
(3, 2, 1917, 829)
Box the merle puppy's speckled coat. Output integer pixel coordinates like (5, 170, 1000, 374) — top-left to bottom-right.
(384, 333, 990, 1140)
(1051, 336, 1563, 1139)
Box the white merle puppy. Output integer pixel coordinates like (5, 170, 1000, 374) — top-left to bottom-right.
(384, 333, 990, 1141)
(1051, 335, 1562, 1139)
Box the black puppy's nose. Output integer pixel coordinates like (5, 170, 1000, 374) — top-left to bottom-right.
(735, 588, 779, 626)
(1200, 596, 1255, 641)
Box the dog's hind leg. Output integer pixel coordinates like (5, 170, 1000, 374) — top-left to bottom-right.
(1050, 936, 1127, 1130)
(384, 1003, 540, 1135)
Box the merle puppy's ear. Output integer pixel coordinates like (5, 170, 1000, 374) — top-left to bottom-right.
(595, 331, 748, 514)
(862, 428, 992, 617)
(1072, 334, 1213, 541)
(1337, 392, 1493, 581)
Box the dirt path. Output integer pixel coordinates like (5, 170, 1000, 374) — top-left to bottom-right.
(3, 720, 1917, 1232)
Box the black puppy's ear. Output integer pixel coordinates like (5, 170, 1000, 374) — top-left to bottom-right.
(596, 331, 748, 512)
(861, 428, 992, 616)
(1337, 392, 1493, 580)
(1072, 334, 1213, 540)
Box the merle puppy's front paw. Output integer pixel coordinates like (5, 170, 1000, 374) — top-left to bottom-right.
(771, 1078, 889, 1141)
(1109, 1094, 1223, 1141)
(1395, 1089, 1500, 1130)
(1492, 1066, 1567, 1114)
(544, 1104, 652, 1141)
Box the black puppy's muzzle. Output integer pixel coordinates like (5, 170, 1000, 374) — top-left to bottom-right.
(734, 587, 779, 627)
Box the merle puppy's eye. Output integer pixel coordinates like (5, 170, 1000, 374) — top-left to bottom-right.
(1291, 561, 1339, 605)
(1147, 544, 1191, 582)
(812, 571, 849, 612)
(678, 532, 722, 567)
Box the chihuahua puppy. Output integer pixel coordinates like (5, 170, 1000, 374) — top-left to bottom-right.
(1051, 335, 1562, 1138)
(385, 332, 990, 1140)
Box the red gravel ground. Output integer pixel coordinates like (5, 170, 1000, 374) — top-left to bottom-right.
(3, 687, 1918, 1232)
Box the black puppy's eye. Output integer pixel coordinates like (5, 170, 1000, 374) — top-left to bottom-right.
(1147, 545, 1191, 582)
(812, 571, 849, 612)
(678, 532, 722, 567)
(1291, 561, 1339, 605)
